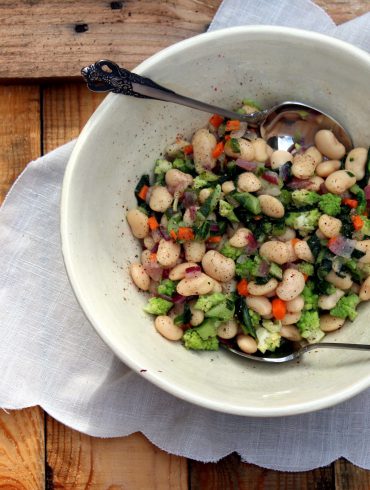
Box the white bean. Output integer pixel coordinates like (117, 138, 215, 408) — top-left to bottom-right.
(166, 139, 191, 158)
(304, 146, 323, 165)
(326, 270, 353, 290)
(221, 180, 235, 194)
(165, 169, 193, 193)
(259, 241, 289, 265)
(176, 273, 215, 296)
(237, 172, 261, 192)
(236, 334, 258, 354)
(252, 138, 269, 162)
(229, 228, 253, 248)
(221, 279, 237, 294)
(155, 316, 183, 341)
(130, 263, 150, 291)
(192, 128, 217, 172)
(184, 241, 206, 262)
(355, 240, 370, 264)
(314, 129, 346, 160)
(306, 176, 324, 192)
(276, 269, 305, 301)
(160, 214, 168, 227)
(291, 154, 316, 179)
(189, 305, 204, 327)
(325, 170, 356, 195)
(318, 288, 345, 310)
(212, 280, 223, 293)
(280, 325, 302, 341)
(247, 278, 278, 296)
(217, 320, 238, 339)
(360, 276, 370, 301)
(315, 160, 341, 178)
(183, 208, 195, 226)
(318, 214, 342, 238)
(345, 147, 368, 181)
(202, 250, 235, 282)
(285, 240, 298, 262)
(319, 314, 345, 333)
(278, 228, 296, 242)
(246, 296, 272, 316)
(225, 138, 255, 160)
(157, 239, 181, 267)
(258, 195, 285, 218)
(270, 150, 293, 169)
(169, 262, 198, 281)
(127, 208, 149, 239)
(286, 295, 304, 313)
(143, 236, 155, 250)
(198, 188, 212, 204)
(149, 186, 173, 212)
(281, 311, 301, 325)
(294, 240, 314, 263)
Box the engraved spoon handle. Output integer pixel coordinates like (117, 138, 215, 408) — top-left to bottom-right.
(81, 60, 269, 124)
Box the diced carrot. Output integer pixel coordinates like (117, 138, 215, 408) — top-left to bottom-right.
(147, 216, 159, 230)
(212, 141, 225, 158)
(225, 120, 241, 132)
(207, 235, 222, 243)
(237, 279, 249, 297)
(327, 236, 338, 248)
(352, 215, 364, 231)
(342, 198, 358, 208)
(177, 227, 195, 241)
(302, 273, 309, 282)
(209, 114, 224, 128)
(271, 298, 287, 320)
(138, 185, 149, 200)
(291, 238, 301, 247)
(183, 144, 193, 155)
(149, 252, 157, 262)
(254, 215, 263, 221)
(170, 229, 177, 240)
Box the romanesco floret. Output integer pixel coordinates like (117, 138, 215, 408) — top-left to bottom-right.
(301, 282, 319, 310)
(172, 157, 194, 174)
(297, 311, 325, 344)
(318, 193, 342, 216)
(219, 199, 239, 223)
(298, 262, 314, 276)
(262, 320, 281, 333)
(192, 171, 218, 189)
(330, 293, 360, 321)
(248, 309, 261, 328)
(220, 243, 243, 260)
(205, 297, 235, 322)
(350, 184, 366, 215)
(285, 209, 321, 235)
(269, 263, 283, 280)
(235, 255, 260, 278)
(194, 293, 225, 312)
(182, 329, 219, 351)
(157, 279, 177, 296)
(291, 189, 320, 207)
(256, 326, 281, 353)
(144, 297, 173, 315)
(154, 159, 172, 183)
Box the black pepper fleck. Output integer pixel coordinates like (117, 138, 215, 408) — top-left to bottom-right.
(75, 23, 89, 33)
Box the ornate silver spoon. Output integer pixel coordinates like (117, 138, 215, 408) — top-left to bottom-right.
(81, 60, 353, 151)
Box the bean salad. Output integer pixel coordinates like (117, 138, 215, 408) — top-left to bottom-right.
(127, 99, 370, 356)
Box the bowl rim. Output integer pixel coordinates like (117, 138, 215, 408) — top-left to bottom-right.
(61, 25, 370, 417)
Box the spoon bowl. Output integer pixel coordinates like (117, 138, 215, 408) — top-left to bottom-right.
(81, 60, 353, 152)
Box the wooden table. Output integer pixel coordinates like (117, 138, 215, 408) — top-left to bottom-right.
(1, 1, 370, 487)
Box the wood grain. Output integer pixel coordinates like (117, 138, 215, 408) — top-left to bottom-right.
(190, 453, 334, 490)
(0, 407, 45, 489)
(0, 0, 220, 80)
(335, 458, 370, 490)
(47, 421, 187, 489)
(0, 85, 40, 202)
(315, 0, 370, 24)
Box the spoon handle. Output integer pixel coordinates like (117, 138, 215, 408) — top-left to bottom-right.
(81, 60, 268, 124)
(303, 342, 370, 353)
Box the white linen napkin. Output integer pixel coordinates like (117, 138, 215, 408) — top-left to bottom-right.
(1, 0, 370, 471)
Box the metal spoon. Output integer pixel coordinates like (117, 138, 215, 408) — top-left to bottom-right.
(81, 59, 353, 151)
(222, 342, 370, 364)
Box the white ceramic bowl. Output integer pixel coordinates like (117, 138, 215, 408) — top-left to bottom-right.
(61, 26, 370, 416)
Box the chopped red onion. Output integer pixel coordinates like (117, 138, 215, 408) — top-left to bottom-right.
(365, 185, 370, 201)
(159, 226, 171, 241)
(328, 236, 356, 258)
(262, 170, 279, 185)
(245, 233, 258, 255)
(235, 159, 258, 171)
(150, 242, 159, 253)
(183, 191, 197, 208)
(283, 262, 299, 270)
(157, 293, 173, 302)
(279, 162, 291, 182)
(185, 265, 202, 279)
(172, 294, 188, 304)
(143, 262, 163, 282)
(210, 223, 220, 232)
(286, 178, 313, 189)
(151, 228, 162, 243)
(256, 260, 269, 276)
(318, 182, 329, 195)
(162, 269, 170, 279)
(230, 122, 248, 139)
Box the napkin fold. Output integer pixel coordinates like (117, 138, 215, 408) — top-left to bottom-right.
(1, 0, 370, 471)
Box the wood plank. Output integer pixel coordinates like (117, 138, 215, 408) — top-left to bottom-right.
(0, 408, 45, 489)
(315, 0, 370, 24)
(43, 80, 188, 488)
(334, 458, 370, 490)
(190, 453, 335, 490)
(0, 0, 220, 80)
(0, 85, 44, 487)
(47, 421, 188, 489)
